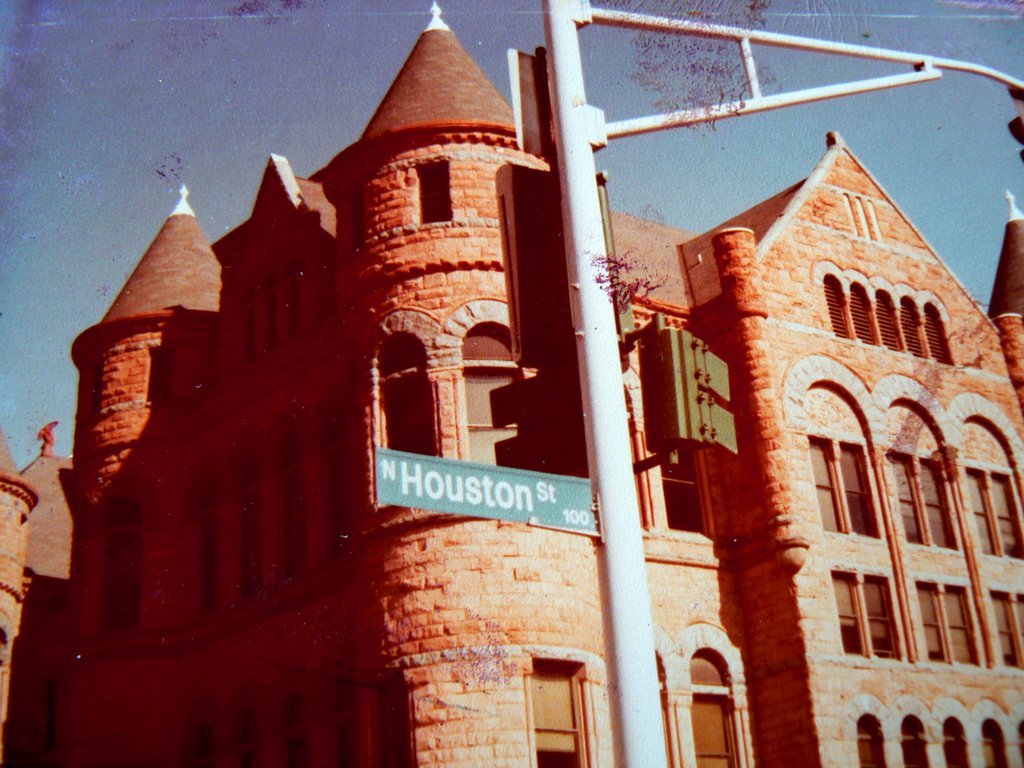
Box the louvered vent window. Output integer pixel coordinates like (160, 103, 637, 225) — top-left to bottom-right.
(900, 298, 926, 357)
(849, 283, 875, 344)
(824, 276, 850, 338)
(875, 291, 901, 351)
(924, 304, 952, 364)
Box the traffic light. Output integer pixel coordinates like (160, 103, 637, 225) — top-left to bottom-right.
(492, 163, 587, 477)
(637, 314, 737, 454)
(1010, 87, 1024, 165)
(495, 164, 576, 369)
(490, 362, 588, 478)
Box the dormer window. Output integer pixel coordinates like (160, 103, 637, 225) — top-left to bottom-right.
(419, 161, 452, 224)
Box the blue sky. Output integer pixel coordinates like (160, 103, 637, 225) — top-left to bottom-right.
(0, 0, 1022, 467)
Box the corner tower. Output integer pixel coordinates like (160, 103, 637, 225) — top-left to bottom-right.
(70, 187, 220, 500)
(989, 191, 1024, 416)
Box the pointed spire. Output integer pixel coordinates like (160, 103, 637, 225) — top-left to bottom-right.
(270, 154, 303, 208)
(362, 11, 512, 139)
(102, 190, 221, 323)
(171, 184, 195, 217)
(1008, 190, 1023, 222)
(989, 190, 1024, 318)
(426, 1, 450, 31)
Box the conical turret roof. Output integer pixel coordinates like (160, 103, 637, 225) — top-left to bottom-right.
(362, 6, 513, 140)
(0, 427, 18, 476)
(989, 191, 1024, 318)
(103, 186, 221, 323)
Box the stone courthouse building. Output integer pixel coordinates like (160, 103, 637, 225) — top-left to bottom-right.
(4, 7, 1024, 768)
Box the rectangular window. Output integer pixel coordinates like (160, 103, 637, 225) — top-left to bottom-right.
(419, 162, 452, 224)
(992, 593, 1021, 667)
(889, 455, 956, 548)
(833, 574, 864, 655)
(944, 589, 974, 664)
(531, 662, 585, 768)
(840, 445, 876, 536)
(967, 471, 996, 554)
(832, 572, 894, 659)
(662, 446, 703, 533)
(810, 440, 878, 536)
(465, 371, 516, 464)
(890, 456, 922, 544)
(916, 583, 976, 664)
(148, 344, 173, 403)
(693, 696, 736, 768)
(863, 577, 895, 658)
(967, 470, 1023, 557)
(811, 439, 841, 532)
(990, 476, 1022, 557)
(920, 460, 955, 548)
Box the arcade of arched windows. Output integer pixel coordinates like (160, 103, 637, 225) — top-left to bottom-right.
(820, 270, 953, 364)
(844, 695, 1024, 768)
(784, 360, 1024, 675)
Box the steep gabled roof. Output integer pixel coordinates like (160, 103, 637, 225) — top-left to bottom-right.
(989, 192, 1024, 318)
(103, 187, 221, 323)
(362, 17, 513, 139)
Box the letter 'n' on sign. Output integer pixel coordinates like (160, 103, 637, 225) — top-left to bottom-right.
(373, 447, 598, 536)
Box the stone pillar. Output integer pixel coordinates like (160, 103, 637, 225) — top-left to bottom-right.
(712, 227, 810, 570)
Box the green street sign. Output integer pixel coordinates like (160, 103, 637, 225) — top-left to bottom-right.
(374, 447, 598, 536)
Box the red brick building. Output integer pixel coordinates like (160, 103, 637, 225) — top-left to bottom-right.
(5, 9, 1024, 767)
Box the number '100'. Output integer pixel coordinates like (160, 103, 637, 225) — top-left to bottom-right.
(562, 508, 591, 526)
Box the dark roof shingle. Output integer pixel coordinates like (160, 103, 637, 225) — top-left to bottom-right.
(103, 211, 221, 323)
(363, 27, 513, 139)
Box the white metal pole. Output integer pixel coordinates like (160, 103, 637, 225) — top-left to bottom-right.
(542, 1, 670, 765)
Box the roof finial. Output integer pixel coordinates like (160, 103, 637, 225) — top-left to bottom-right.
(171, 184, 195, 217)
(1008, 190, 1023, 222)
(426, 1, 450, 31)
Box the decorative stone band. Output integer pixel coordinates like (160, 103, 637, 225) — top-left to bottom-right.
(0, 476, 37, 512)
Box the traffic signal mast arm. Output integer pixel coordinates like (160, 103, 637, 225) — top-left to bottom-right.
(576, 3, 1024, 140)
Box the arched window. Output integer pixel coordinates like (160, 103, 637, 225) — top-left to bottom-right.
(463, 323, 516, 464)
(875, 291, 901, 351)
(923, 304, 952, 364)
(240, 460, 263, 600)
(849, 283, 876, 344)
(379, 333, 436, 456)
(690, 651, 737, 768)
(856, 715, 886, 768)
(285, 694, 310, 768)
(900, 298, 926, 358)
(943, 718, 968, 768)
(824, 275, 851, 338)
(982, 719, 1008, 768)
(238, 711, 258, 768)
(900, 716, 928, 768)
(102, 498, 142, 629)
